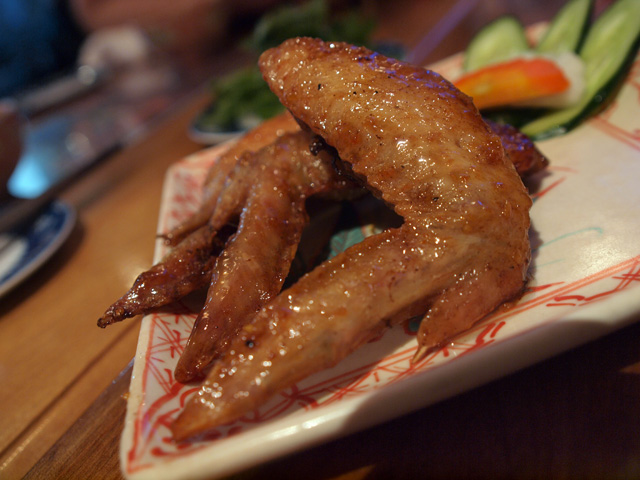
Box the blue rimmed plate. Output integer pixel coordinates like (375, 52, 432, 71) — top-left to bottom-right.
(0, 200, 76, 298)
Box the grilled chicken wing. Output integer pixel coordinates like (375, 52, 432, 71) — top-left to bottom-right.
(98, 95, 544, 330)
(171, 38, 532, 441)
(174, 130, 354, 382)
(163, 112, 300, 246)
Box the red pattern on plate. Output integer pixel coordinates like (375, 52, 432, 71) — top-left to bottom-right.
(590, 59, 640, 151)
(126, 254, 640, 473)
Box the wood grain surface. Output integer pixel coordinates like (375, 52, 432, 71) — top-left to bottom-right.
(0, 90, 212, 480)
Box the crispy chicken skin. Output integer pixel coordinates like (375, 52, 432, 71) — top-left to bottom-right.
(97, 225, 220, 328)
(486, 119, 548, 177)
(171, 38, 532, 441)
(163, 112, 301, 246)
(98, 92, 544, 330)
(174, 130, 354, 382)
(98, 114, 300, 328)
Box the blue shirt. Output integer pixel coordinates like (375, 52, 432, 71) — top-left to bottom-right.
(0, 0, 84, 96)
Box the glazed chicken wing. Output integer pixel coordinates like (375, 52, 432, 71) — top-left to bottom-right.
(98, 96, 544, 330)
(163, 112, 300, 246)
(171, 38, 532, 441)
(98, 113, 303, 328)
(174, 130, 354, 382)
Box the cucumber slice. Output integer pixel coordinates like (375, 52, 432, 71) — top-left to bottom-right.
(522, 0, 640, 140)
(463, 16, 530, 72)
(536, 0, 593, 54)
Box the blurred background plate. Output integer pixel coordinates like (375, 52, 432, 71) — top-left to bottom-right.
(187, 101, 246, 144)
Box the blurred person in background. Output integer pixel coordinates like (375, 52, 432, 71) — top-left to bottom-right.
(0, 0, 84, 97)
(0, 0, 282, 98)
(0, 0, 286, 203)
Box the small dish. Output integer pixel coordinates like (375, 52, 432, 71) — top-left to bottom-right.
(0, 200, 76, 298)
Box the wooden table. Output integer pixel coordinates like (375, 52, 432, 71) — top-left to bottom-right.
(2, 1, 639, 479)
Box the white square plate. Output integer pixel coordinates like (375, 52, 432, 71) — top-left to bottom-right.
(120, 49, 640, 480)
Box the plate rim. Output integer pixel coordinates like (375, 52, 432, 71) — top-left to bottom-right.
(0, 200, 76, 298)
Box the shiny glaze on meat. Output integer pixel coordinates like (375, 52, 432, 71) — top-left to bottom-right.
(164, 112, 300, 246)
(171, 38, 532, 441)
(175, 130, 353, 382)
